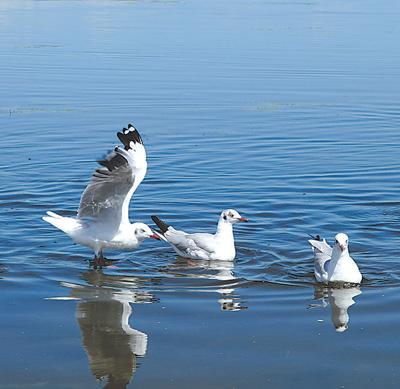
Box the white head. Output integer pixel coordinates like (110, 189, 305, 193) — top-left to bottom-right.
(134, 223, 161, 243)
(220, 209, 248, 225)
(334, 233, 349, 252)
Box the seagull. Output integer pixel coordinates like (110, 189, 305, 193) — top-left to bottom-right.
(151, 209, 248, 260)
(308, 233, 362, 284)
(43, 124, 161, 268)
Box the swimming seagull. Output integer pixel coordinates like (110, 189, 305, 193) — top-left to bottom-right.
(308, 233, 362, 284)
(43, 124, 161, 268)
(151, 209, 248, 260)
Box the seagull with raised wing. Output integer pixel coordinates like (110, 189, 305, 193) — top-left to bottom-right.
(308, 233, 362, 283)
(43, 124, 160, 268)
(151, 209, 248, 260)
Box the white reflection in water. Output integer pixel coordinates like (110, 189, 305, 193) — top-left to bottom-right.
(310, 285, 362, 332)
(218, 291, 246, 312)
(164, 257, 247, 311)
(50, 270, 157, 388)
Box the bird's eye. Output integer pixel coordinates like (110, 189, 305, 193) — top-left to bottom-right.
(335, 239, 338, 244)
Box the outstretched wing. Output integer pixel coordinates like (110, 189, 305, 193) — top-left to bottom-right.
(77, 124, 147, 230)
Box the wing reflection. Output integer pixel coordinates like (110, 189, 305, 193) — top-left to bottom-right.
(163, 257, 247, 311)
(60, 270, 158, 388)
(310, 284, 362, 332)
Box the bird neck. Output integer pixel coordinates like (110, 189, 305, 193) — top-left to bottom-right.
(215, 218, 234, 239)
(328, 246, 349, 271)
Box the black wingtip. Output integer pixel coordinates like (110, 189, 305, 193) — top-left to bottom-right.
(117, 124, 143, 150)
(151, 215, 170, 234)
(97, 150, 127, 172)
(308, 234, 321, 241)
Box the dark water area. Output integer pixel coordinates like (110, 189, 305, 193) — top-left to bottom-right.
(1, 0, 400, 388)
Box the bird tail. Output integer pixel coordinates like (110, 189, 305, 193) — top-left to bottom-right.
(151, 215, 170, 234)
(42, 211, 79, 235)
(308, 234, 321, 241)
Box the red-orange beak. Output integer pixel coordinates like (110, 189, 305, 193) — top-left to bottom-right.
(151, 233, 161, 240)
(238, 217, 248, 222)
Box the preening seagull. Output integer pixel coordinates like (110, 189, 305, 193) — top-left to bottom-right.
(308, 233, 362, 284)
(151, 209, 248, 261)
(43, 124, 160, 268)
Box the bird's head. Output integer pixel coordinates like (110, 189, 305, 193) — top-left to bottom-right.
(334, 233, 349, 252)
(221, 209, 248, 224)
(134, 223, 161, 242)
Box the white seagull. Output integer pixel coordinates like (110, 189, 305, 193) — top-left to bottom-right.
(308, 233, 362, 284)
(43, 124, 160, 268)
(151, 209, 248, 260)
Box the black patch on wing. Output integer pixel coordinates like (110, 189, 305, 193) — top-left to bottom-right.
(117, 124, 143, 150)
(308, 234, 321, 241)
(97, 148, 127, 172)
(151, 215, 170, 234)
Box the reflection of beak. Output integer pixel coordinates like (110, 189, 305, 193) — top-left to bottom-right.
(238, 217, 249, 223)
(150, 234, 161, 240)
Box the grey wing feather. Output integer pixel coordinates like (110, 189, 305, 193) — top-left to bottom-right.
(189, 233, 217, 254)
(309, 238, 332, 276)
(314, 252, 330, 275)
(77, 160, 134, 227)
(77, 125, 147, 229)
(309, 239, 332, 257)
(165, 229, 216, 257)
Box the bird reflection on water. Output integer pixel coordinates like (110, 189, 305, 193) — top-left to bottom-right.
(310, 284, 362, 332)
(161, 256, 248, 312)
(50, 270, 158, 388)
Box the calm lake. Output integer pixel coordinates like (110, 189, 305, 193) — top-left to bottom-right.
(1, 0, 400, 388)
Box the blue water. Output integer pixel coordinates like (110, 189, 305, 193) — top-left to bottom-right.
(1, 0, 400, 387)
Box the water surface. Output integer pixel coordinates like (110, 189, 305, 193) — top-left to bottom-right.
(1, 0, 400, 388)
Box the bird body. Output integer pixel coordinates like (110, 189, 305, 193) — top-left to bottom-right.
(309, 233, 362, 284)
(44, 211, 154, 253)
(43, 125, 160, 268)
(151, 209, 248, 261)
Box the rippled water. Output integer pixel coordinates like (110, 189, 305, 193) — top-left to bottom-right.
(1, 0, 400, 388)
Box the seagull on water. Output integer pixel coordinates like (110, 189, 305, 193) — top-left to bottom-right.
(151, 209, 248, 261)
(308, 233, 362, 284)
(43, 124, 160, 268)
